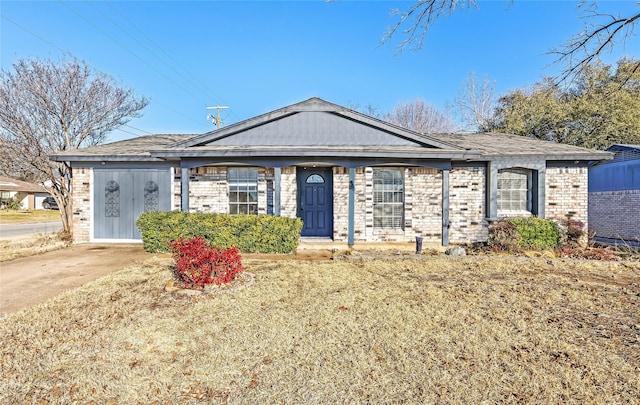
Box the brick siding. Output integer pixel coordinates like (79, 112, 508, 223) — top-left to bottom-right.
(545, 167, 588, 226)
(449, 166, 488, 243)
(589, 189, 640, 241)
(280, 166, 297, 218)
(71, 167, 91, 243)
(71, 163, 590, 245)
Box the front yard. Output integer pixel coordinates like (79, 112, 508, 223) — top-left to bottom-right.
(1, 255, 638, 403)
(0, 209, 61, 224)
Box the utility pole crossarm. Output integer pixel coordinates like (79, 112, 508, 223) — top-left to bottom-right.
(206, 105, 229, 129)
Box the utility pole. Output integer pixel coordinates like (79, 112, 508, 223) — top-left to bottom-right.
(206, 105, 229, 129)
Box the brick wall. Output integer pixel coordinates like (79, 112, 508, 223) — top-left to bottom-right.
(173, 168, 181, 211)
(408, 167, 443, 243)
(334, 167, 447, 243)
(589, 189, 640, 241)
(185, 166, 273, 214)
(71, 167, 91, 243)
(280, 166, 297, 218)
(449, 166, 487, 243)
(188, 166, 229, 213)
(332, 167, 349, 241)
(545, 167, 588, 226)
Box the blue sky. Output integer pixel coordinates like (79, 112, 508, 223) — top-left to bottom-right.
(1, 1, 638, 142)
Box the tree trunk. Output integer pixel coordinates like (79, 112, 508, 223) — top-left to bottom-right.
(60, 201, 73, 237)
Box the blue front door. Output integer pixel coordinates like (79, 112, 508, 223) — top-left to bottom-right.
(297, 167, 333, 237)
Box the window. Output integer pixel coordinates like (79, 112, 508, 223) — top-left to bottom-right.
(306, 174, 325, 184)
(373, 169, 404, 229)
(105, 180, 120, 217)
(144, 181, 159, 212)
(228, 168, 258, 215)
(497, 168, 531, 212)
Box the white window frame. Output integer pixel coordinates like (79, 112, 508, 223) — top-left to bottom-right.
(497, 168, 532, 215)
(373, 168, 404, 229)
(228, 168, 258, 215)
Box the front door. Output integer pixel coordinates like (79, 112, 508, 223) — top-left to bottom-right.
(297, 167, 333, 237)
(93, 169, 171, 240)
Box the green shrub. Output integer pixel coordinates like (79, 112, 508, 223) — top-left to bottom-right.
(488, 217, 560, 252)
(136, 211, 303, 254)
(7, 197, 23, 210)
(509, 217, 560, 250)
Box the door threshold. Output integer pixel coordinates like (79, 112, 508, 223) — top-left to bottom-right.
(299, 237, 334, 243)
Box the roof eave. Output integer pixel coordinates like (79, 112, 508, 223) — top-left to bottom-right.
(49, 154, 164, 162)
(149, 148, 480, 160)
(476, 152, 614, 161)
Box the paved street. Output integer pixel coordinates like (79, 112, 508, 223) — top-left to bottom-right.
(0, 221, 62, 239)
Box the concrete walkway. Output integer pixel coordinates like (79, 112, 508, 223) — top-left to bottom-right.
(0, 244, 154, 317)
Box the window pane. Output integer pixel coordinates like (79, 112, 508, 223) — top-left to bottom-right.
(306, 174, 325, 184)
(373, 169, 404, 229)
(228, 168, 258, 216)
(497, 168, 530, 214)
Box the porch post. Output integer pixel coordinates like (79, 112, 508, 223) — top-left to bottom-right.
(536, 169, 545, 219)
(274, 167, 281, 216)
(442, 168, 450, 246)
(348, 167, 355, 248)
(181, 166, 189, 212)
(486, 162, 498, 219)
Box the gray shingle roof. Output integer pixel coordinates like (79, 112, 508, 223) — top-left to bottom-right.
(50, 99, 612, 163)
(52, 134, 195, 161)
(439, 133, 612, 160)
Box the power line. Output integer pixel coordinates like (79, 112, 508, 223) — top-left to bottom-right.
(5, 3, 223, 131)
(1, 14, 67, 54)
(0, 14, 164, 136)
(85, 1, 212, 106)
(105, 0, 236, 120)
(124, 124, 154, 135)
(116, 127, 142, 137)
(58, 0, 213, 129)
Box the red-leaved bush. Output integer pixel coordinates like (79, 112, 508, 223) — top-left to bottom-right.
(167, 237, 245, 288)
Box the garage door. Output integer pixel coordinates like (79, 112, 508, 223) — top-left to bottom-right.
(93, 169, 171, 240)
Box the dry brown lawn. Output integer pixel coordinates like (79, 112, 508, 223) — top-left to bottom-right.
(1, 255, 639, 404)
(0, 209, 61, 224)
(0, 233, 67, 262)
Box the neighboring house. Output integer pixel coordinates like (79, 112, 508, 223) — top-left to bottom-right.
(589, 144, 640, 243)
(0, 176, 49, 210)
(51, 98, 611, 245)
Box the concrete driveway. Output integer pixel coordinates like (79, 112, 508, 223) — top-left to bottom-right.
(0, 244, 155, 317)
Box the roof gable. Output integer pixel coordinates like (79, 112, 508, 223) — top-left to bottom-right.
(174, 97, 460, 150)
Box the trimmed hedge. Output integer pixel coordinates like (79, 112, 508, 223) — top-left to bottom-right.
(488, 217, 560, 251)
(509, 217, 560, 250)
(136, 211, 303, 253)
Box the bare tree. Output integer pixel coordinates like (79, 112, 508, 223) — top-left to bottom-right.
(346, 102, 384, 119)
(383, 1, 640, 83)
(451, 72, 497, 133)
(552, 3, 640, 83)
(0, 57, 149, 237)
(385, 98, 457, 134)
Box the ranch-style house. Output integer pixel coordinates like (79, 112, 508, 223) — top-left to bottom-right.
(51, 98, 611, 246)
